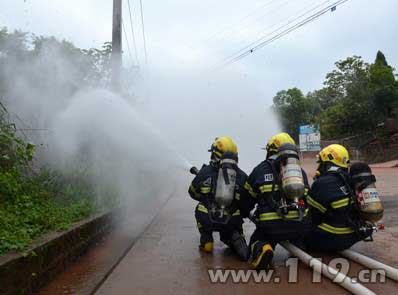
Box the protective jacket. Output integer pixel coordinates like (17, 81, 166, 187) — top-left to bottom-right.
(307, 168, 358, 235)
(189, 162, 254, 225)
(247, 158, 310, 236)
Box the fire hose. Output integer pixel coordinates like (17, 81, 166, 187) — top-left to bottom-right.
(340, 249, 398, 282)
(280, 242, 376, 295)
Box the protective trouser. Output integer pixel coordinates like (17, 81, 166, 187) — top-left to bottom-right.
(305, 228, 363, 252)
(249, 219, 308, 252)
(195, 203, 244, 246)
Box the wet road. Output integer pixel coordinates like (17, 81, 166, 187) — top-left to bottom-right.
(39, 165, 398, 295)
(95, 180, 345, 295)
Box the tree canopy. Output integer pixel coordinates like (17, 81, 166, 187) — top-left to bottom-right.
(272, 51, 398, 142)
(0, 27, 112, 102)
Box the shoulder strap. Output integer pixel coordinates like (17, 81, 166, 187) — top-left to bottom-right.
(260, 159, 281, 211)
(328, 170, 364, 232)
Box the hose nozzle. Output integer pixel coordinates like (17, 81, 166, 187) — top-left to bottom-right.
(190, 166, 199, 175)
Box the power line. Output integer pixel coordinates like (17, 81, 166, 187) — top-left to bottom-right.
(139, 0, 148, 64)
(192, 0, 320, 60)
(202, 0, 279, 44)
(122, 20, 133, 61)
(223, 0, 346, 66)
(224, 0, 332, 61)
(213, 0, 350, 70)
(208, 0, 320, 54)
(126, 0, 140, 66)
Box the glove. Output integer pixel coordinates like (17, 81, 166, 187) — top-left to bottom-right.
(249, 208, 258, 222)
(360, 225, 374, 240)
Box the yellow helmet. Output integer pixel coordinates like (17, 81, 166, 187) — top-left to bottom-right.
(266, 132, 295, 153)
(209, 136, 238, 159)
(318, 144, 350, 168)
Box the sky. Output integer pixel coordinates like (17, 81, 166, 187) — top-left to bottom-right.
(1, 0, 398, 168)
(1, 0, 397, 99)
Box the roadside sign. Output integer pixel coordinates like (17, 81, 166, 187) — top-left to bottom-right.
(299, 125, 321, 152)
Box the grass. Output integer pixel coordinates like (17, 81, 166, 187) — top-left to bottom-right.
(0, 170, 98, 255)
(0, 106, 109, 256)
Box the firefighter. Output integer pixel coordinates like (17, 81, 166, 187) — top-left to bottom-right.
(305, 144, 373, 252)
(247, 132, 310, 270)
(188, 136, 254, 261)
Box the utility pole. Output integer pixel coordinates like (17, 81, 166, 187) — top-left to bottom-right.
(112, 0, 122, 91)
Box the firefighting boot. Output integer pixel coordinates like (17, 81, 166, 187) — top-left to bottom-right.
(250, 241, 273, 270)
(199, 232, 214, 253)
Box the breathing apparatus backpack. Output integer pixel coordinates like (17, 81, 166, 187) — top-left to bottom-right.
(263, 143, 307, 220)
(349, 162, 384, 225)
(209, 151, 238, 225)
(326, 163, 383, 241)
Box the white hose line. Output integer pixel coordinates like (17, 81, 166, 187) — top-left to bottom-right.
(340, 249, 398, 282)
(280, 242, 376, 295)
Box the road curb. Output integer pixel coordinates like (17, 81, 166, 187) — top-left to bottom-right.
(370, 160, 398, 168)
(0, 211, 115, 295)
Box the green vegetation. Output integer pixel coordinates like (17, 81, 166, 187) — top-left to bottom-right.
(0, 28, 115, 255)
(273, 51, 398, 142)
(0, 27, 113, 96)
(0, 103, 99, 255)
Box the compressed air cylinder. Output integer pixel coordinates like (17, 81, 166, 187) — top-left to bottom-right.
(350, 162, 383, 224)
(278, 143, 305, 200)
(214, 152, 238, 210)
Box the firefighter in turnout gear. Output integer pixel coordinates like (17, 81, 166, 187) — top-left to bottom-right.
(305, 144, 374, 252)
(247, 133, 310, 270)
(188, 137, 254, 261)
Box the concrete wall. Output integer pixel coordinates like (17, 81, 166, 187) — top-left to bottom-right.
(0, 211, 114, 295)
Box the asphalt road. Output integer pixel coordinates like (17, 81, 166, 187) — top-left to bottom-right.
(39, 165, 398, 295)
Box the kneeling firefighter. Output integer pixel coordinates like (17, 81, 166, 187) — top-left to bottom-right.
(188, 136, 254, 261)
(247, 132, 310, 270)
(305, 144, 384, 252)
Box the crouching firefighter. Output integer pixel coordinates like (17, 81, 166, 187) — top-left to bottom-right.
(248, 132, 310, 270)
(305, 144, 384, 252)
(188, 136, 254, 261)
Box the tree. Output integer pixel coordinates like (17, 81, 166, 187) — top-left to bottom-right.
(272, 53, 398, 141)
(0, 27, 113, 104)
(307, 88, 336, 111)
(316, 56, 375, 138)
(369, 50, 398, 118)
(323, 56, 370, 100)
(375, 50, 389, 66)
(272, 88, 321, 141)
